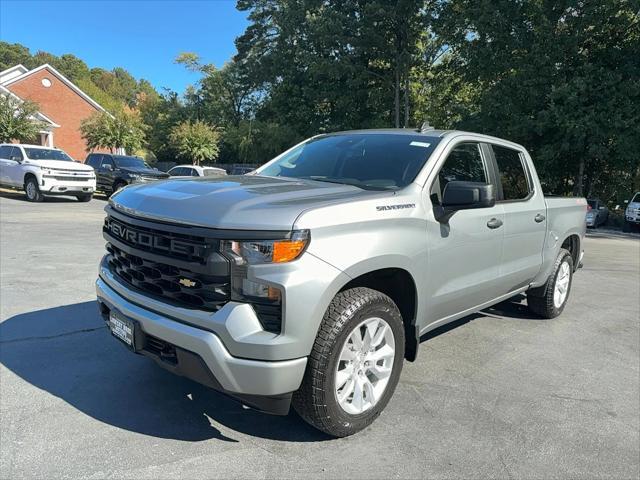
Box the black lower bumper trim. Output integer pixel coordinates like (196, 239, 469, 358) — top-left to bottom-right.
(98, 299, 293, 415)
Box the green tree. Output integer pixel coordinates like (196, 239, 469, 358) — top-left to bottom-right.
(169, 120, 222, 165)
(0, 42, 31, 71)
(81, 110, 147, 153)
(434, 0, 640, 199)
(0, 94, 46, 143)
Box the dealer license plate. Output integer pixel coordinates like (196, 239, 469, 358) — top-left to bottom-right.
(109, 311, 135, 349)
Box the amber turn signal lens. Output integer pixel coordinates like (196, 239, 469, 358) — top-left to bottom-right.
(272, 240, 307, 263)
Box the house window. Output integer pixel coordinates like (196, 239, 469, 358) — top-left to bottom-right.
(41, 78, 52, 88)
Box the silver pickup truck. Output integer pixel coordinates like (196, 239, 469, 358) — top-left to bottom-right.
(96, 129, 587, 437)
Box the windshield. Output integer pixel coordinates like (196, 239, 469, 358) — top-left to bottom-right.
(587, 200, 597, 209)
(258, 133, 441, 190)
(113, 156, 150, 168)
(24, 148, 73, 161)
(631, 193, 640, 204)
(204, 169, 225, 177)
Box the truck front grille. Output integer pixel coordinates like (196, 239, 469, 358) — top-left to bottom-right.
(107, 243, 230, 311)
(102, 207, 283, 333)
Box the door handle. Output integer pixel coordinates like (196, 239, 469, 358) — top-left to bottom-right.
(534, 213, 546, 223)
(487, 218, 503, 229)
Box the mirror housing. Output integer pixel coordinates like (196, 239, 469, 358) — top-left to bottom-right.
(10, 156, 22, 163)
(102, 164, 113, 171)
(442, 181, 495, 210)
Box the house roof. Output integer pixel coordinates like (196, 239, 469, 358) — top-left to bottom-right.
(1, 63, 107, 113)
(0, 84, 60, 128)
(0, 64, 29, 84)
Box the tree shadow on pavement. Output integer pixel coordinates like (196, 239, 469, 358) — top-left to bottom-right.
(0, 302, 329, 443)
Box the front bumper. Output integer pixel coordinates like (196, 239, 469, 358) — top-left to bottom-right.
(96, 277, 307, 414)
(41, 176, 96, 194)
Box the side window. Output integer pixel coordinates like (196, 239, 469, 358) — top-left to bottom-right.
(0, 146, 12, 159)
(492, 145, 530, 201)
(10, 147, 23, 161)
(431, 142, 487, 204)
(171, 167, 185, 176)
(102, 156, 114, 169)
(86, 154, 102, 168)
(190, 168, 200, 177)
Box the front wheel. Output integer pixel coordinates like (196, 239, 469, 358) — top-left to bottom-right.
(527, 248, 574, 318)
(76, 194, 93, 202)
(292, 287, 405, 437)
(24, 177, 44, 202)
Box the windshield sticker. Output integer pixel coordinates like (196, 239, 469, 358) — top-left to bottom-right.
(410, 141, 431, 148)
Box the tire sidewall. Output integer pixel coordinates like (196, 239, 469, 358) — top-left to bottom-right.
(25, 177, 40, 201)
(322, 298, 405, 433)
(549, 251, 574, 316)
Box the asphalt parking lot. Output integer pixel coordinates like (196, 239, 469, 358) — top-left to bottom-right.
(1, 190, 639, 479)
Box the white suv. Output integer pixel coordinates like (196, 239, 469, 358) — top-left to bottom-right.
(0, 144, 96, 202)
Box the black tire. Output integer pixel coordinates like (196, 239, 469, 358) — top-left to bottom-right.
(111, 180, 127, 195)
(527, 248, 574, 319)
(622, 221, 631, 233)
(24, 176, 44, 202)
(76, 194, 93, 202)
(292, 287, 405, 437)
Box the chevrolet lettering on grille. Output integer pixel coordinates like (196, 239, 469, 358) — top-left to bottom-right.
(106, 220, 205, 257)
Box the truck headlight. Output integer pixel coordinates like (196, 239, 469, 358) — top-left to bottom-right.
(221, 230, 309, 310)
(222, 230, 310, 265)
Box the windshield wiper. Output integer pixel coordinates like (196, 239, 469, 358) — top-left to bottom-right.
(302, 176, 394, 191)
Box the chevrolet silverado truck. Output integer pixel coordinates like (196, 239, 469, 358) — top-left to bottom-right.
(0, 144, 96, 202)
(96, 129, 587, 437)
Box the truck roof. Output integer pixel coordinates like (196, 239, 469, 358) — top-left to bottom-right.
(323, 128, 527, 150)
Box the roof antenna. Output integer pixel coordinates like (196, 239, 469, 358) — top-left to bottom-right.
(420, 120, 435, 133)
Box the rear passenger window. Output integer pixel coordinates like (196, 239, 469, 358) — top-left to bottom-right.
(0, 146, 12, 159)
(431, 142, 487, 204)
(493, 145, 530, 200)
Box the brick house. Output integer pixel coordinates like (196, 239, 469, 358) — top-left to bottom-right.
(0, 64, 110, 161)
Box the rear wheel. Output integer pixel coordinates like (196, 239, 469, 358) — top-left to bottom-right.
(24, 176, 44, 202)
(527, 248, 574, 318)
(292, 287, 405, 437)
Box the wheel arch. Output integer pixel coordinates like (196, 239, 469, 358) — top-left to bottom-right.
(23, 171, 39, 186)
(561, 234, 581, 271)
(338, 267, 419, 362)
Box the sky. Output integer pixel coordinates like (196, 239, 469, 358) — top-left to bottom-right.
(0, 0, 249, 93)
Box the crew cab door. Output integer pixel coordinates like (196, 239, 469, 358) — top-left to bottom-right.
(424, 141, 505, 324)
(1, 146, 24, 187)
(488, 144, 547, 292)
(0, 145, 14, 185)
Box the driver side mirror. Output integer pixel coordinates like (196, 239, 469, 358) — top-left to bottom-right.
(10, 156, 22, 163)
(442, 181, 495, 210)
(435, 181, 495, 221)
(102, 164, 113, 171)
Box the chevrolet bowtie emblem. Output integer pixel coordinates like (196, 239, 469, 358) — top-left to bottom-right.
(179, 278, 197, 288)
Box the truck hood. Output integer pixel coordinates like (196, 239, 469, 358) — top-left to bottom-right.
(110, 175, 390, 230)
(23, 159, 94, 172)
(120, 167, 169, 177)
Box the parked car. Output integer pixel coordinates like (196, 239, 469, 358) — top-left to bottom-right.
(85, 153, 169, 196)
(96, 129, 587, 437)
(167, 165, 227, 178)
(586, 198, 609, 228)
(623, 192, 640, 232)
(0, 144, 96, 202)
(229, 165, 255, 175)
